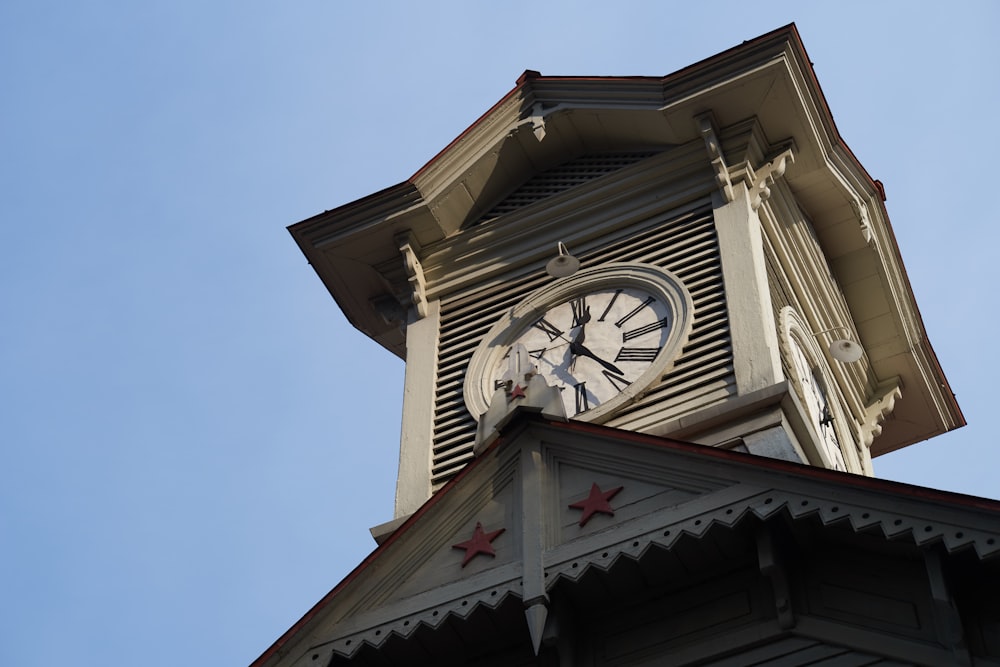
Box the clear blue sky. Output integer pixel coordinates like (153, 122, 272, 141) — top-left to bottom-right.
(2, 2, 996, 665)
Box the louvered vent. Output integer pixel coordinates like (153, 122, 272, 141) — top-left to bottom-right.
(472, 153, 656, 226)
(431, 204, 734, 490)
(764, 235, 794, 383)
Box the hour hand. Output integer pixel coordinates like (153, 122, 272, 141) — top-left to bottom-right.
(569, 341, 623, 376)
(573, 306, 591, 344)
(568, 306, 591, 370)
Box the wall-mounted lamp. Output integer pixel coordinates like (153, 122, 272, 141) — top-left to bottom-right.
(545, 242, 580, 278)
(813, 326, 864, 363)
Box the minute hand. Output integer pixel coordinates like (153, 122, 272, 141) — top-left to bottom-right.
(569, 341, 624, 376)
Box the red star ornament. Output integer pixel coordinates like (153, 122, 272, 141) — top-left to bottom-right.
(451, 521, 505, 567)
(569, 483, 624, 527)
(509, 384, 526, 400)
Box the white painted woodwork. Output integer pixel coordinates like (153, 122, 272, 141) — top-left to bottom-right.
(253, 414, 999, 667)
(285, 21, 963, 532)
(713, 185, 783, 394)
(266, 26, 978, 667)
(394, 299, 439, 517)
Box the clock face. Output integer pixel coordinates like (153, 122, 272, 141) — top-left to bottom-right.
(789, 339, 846, 471)
(491, 287, 673, 417)
(464, 263, 694, 424)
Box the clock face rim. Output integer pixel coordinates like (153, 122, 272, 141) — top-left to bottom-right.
(463, 263, 694, 423)
(778, 307, 849, 471)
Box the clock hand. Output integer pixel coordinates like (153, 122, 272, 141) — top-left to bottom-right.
(570, 330, 584, 373)
(569, 340, 624, 376)
(568, 305, 591, 372)
(574, 306, 591, 345)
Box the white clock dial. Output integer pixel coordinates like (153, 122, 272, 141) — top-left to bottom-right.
(463, 263, 694, 424)
(490, 287, 673, 417)
(789, 339, 846, 471)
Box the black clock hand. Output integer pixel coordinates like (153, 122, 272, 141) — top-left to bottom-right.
(569, 340, 624, 376)
(574, 306, 591, 345)
(568, 306, 591, 371)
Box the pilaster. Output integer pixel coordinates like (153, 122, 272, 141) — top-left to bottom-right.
(712, 186, 783, 394)
(394, 299, 440, 517)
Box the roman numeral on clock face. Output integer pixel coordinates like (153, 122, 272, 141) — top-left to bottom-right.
(570, 296, 589, 328)
(614, 296, 656, 328)
(574, 382, 590, 414)
(621, 317, 670, 342)
(598, 289, 623, 322)
(503, 346, 547, 360)
(615, 347, 660, 362)
(601, 370, 630, 392)
(532, 317, 563, 342)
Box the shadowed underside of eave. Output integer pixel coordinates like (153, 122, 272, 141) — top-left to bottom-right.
(326, 511, 999, 666)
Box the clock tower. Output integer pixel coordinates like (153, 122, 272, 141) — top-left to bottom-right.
(256, 25, 999, 667)
(289, 28, 961, 523)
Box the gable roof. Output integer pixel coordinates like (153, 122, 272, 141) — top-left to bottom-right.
(251, 411, 998, 666)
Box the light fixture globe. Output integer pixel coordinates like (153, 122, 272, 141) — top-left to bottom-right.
(545, 254, 580, 278)
(545, 242, 580, 278)
(830, 339, 864, 363)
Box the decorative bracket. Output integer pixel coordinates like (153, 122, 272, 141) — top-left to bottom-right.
(861, 378, 902, 448)
(924, 549, 972, 665)
(696, 113, 734, 202)
(540, 595, 577, 663)
(512, 102, 553, 142)
(749, 147, 796, 211)
(756, 525, 795, 630)
(527, 102, 547, 141)
(396, 232, 427, 320)
(850, 197, 875, 247)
